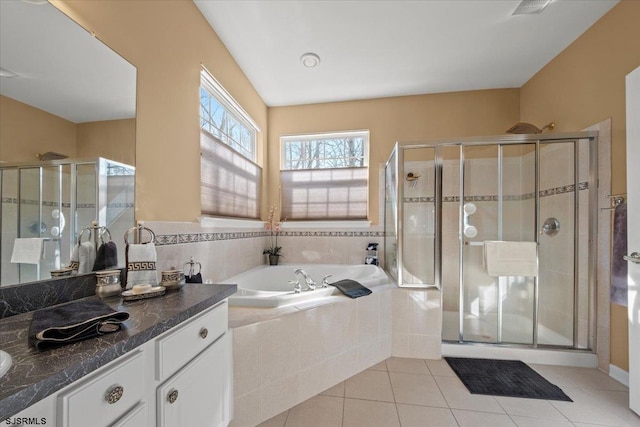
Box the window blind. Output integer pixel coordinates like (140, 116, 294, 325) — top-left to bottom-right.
(201, 131, 261, 219)
(280, 167, 368, 220)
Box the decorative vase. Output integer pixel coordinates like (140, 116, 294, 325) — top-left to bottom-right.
(269, 255, 280, 266)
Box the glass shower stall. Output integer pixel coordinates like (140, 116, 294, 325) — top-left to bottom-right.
(0, 158, 135, 285)
(384, 132, 598, 349)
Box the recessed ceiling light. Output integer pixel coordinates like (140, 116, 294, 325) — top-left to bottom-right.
(0, 67, 19, 78)
(512, 0, 552, 15)
(300, 52, 321, 68)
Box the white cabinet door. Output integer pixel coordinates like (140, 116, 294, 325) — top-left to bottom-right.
(626, 65, 640, 416)
(157, 332, 232, 427)
(112, 402, 148, 427)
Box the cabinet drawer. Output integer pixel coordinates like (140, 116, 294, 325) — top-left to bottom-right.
(58, 350, 145, 427)
(156, 301, 228, 381)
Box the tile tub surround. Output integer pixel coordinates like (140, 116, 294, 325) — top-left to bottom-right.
(145, 220, 385, 284)
(230, 285, 393, 427)
(0, 283, 237, 419)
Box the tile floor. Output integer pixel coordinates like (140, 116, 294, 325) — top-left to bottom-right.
(257, 357, 640, 427)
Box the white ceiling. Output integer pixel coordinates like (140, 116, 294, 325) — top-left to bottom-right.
(194, 0, 618, 107)
(0, 0, 136, 124)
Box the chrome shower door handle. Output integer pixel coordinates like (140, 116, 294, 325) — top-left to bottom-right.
(623, 252, 640, 264)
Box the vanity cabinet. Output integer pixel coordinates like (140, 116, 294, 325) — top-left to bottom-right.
(10, 300, 232, 427)
(157, 333, 232, 427)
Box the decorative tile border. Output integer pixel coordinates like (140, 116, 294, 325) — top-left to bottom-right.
(404, 181, 589, 203)
(154, 230, 384, 246)
(1, 198, 132, 209)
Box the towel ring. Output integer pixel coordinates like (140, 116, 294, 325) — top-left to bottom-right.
(184, 257, 202, 276)
(124, 226, 156, 245)
(99, 227, 112, 244)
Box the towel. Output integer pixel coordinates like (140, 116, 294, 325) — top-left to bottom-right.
(78, 241, 96, 274)
(331, 279, 372, 299)
(611, 203, 628, 306)
(126, 243, 158, 288)
(10, 238, 45, 264)
(93, 241, 119, 271)
(483, 241, 537, 277)
(69, 244, 80, 273)
(28, 299, 129, 351)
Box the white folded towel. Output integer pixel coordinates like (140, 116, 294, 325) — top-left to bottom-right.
(483, 241, 537, 277)
(126, 243, 158, 288)
(78, 241, 96, 274)
(11, 238, 45, 264)
(69, 244, 80, 274)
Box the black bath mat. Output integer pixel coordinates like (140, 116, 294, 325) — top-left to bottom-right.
(444, 357, 572, 401)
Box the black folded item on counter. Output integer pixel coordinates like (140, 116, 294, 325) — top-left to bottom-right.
(29, 299, 129, 350)
(185, 272, 203, 283)
(330, 279, 372, 299)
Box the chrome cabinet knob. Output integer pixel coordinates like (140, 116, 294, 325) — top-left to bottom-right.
(167, 389, 179, 404)
(106, 385, 124, 404)
(199, 328, 208, 339)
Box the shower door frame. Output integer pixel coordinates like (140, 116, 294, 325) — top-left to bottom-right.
(388, 131, 599, 351)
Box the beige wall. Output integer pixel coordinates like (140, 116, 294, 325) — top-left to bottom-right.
(52, 0, 268, 222)
(0, 95, 77, 163)
(521, 0, 640, 372)
(76, 119, 136, 166)
(268, 89, 520, 224)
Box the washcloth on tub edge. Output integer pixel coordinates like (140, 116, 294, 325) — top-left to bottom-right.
(29, 299, 129, 351)
(330, 279, 372, 299)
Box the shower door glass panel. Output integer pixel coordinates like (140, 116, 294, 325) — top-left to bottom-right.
(538, 141, 576, 347)
(18, 168, 41, 282)
(461, 145, 500, 343)
(384, 148, 398, 283)
(76, 163, 98, 234)
(500, 144, 535, 345)
(441, 146, 461, 341)
(1, 169, 19, 284)
(402, 147, 436, 286)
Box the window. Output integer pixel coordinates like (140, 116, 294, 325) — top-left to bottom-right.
(200, 68, 261, 219)
(280, 131, 369, 220)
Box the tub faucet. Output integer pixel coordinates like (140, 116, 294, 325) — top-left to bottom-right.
(321, 274, 332, 288)
(294, 269, 316, 291)
(289, 280, 302, 294)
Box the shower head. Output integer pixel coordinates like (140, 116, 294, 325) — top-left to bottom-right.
(505, 122, 555, 134)
(36, 152, 69, 161)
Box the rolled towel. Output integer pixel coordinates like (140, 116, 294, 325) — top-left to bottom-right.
(69, 243, 80, 274)
(126, 243, 158, 288)
(10, 238, 45, 264)
(330, 279, 372, 299)
(93, 241, 119, 271)
(78, 241, 96, 274)
(29, 299, 129, 351)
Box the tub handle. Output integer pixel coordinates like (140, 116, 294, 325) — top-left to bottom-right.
(321, 275, 332, 288)
(289, 280, 301, 293)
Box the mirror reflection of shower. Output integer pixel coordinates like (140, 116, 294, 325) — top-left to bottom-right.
(0, 157, 135, 286)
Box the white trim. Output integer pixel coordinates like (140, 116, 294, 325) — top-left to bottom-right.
(199, 216, 265, 230)
(610, 364, 630, 387)
(442, 343, 598, 367)
(281, 220, 372, 230)
(200, 66, 261, 132)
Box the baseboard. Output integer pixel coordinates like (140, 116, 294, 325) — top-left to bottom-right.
(609, 364, 630, 387)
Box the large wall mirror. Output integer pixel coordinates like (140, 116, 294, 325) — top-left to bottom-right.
(0, 0, 136, 286)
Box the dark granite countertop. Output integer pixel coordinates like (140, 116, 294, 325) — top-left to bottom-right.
(0, 283, 237, 419)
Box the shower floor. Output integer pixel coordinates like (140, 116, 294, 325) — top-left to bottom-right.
(442, 310, 573, 346)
